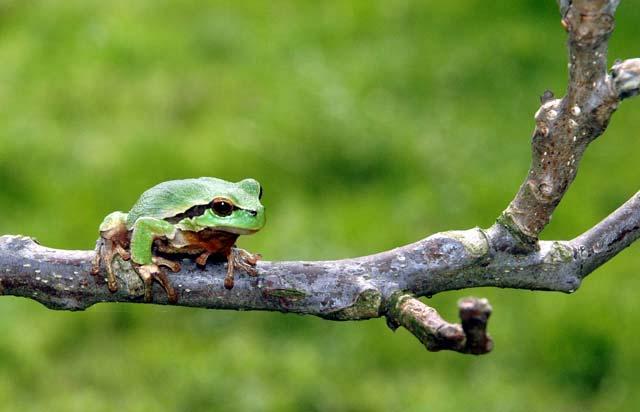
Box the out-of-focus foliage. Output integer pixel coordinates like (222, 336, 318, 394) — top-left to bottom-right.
(0, 0, 639, 410)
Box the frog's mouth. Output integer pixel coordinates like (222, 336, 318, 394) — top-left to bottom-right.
(213, 226, 260, 235)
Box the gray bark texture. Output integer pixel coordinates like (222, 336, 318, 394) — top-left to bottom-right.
(1, 0, 639, 354)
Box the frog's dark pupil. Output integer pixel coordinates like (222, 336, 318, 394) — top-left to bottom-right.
(212, 199, 233, 217)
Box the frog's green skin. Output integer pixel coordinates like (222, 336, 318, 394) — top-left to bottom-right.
(92, 177, 265, 303)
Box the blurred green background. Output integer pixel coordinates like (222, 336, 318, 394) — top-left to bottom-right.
(0, 0, 639, 411)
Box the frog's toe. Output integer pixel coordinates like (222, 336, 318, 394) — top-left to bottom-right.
(103, 256, 119, 292)
(153, 268, 178, 303)
(136, 263, 178, 303)
(195, 251, 212, 267)
(239, 261, 258, 277)
(93, 238, 121, 292)
(117, 246, 131, 261)
(223, 248, 262, 289)
(91, 239, 104, 276)
(234, 248, 261, 274)
(152, 256, 181, 273)
(223, 275, 235, 290)
(245, 252, 262, 266)
(91, 264, 100, 277)
(136, 264, 156, 302)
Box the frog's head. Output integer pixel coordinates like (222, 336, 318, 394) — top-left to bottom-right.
(193, 178, 266, 235)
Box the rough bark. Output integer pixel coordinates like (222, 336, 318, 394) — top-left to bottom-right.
(501, 0, 638, 247)
(0, 0, 639, 354)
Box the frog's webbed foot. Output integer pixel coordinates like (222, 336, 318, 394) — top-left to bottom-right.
(224, 247, 262, 290)
(136, 264, 178, 303)
(93, 238, 131, 293)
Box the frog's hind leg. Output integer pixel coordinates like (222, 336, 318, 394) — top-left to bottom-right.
(101, 240, 119, 292)
(93, 212, 131, 292)
(224, 247, 262, 290)
(111, 242, 132, 291)
(101, 239, 130, 292)
(129, 217, 178, 302)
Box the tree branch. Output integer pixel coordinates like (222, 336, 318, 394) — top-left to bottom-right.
(500, 0, 638, 247)
(2, 188, 638, 311)
(385, 294, 493, 354)
(0, 0, 638, 354)
(0, 188, 638, 350)
(573, 191, 640, 277)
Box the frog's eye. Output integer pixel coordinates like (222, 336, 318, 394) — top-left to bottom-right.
(258, 185, 263, 200)
(211, 198, 234, 217)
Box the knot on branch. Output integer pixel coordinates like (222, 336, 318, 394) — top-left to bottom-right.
(385, 294, 493, 355)
(530, 179, 562, 204)
(534, 99, 561, 131)
(325, 287, 382, 320)
(611, 58, 640, 100)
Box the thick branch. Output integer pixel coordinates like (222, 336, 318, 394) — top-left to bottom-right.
(1, 190, 637, 351)
(572, 191, 640, 276)
(0, 189, 637, 331)
(500, 0, 639, 245)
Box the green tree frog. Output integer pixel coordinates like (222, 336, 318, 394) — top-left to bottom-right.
(91, 177, 266, 302)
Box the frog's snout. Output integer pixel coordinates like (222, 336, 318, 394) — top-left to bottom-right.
(247, 209, 258, 217)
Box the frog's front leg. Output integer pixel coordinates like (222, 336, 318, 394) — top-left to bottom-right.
(224, 247, 262, 289)
(130, 217, 179, 303)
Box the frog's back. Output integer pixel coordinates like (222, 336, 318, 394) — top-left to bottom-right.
(125, 177, 225, 228)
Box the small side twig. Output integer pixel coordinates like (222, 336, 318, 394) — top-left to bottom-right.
(385, 294, 493, 354)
